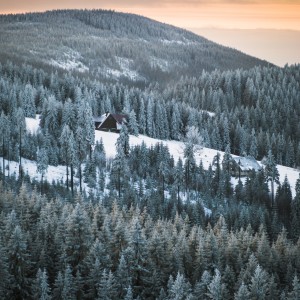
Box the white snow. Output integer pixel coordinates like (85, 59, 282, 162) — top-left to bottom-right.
(200, 110, 216, 117)
(5, 117, 300, 197)
(150, 57, 170, 72)
(103, 57, 144, 81)
(25, 115, 40, 134)
(49, 49, 88, 72)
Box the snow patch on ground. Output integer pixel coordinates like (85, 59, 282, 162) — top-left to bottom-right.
(160, 39, 197, 46)
(150, 57, 170, 72)
(10, 117, 300, 197)
(25, 115, 40, 134)
(49, 49, 88, 72)
(200, 110, 216, 117)
(94, 131, 300, 197)
(104, 57, 144, 81)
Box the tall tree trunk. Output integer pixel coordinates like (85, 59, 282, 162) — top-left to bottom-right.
(41, 174, 43, 194)
(19, 127, 22, 179)
(118, 169, 121, 199)
(7, 140, 10, 177)
(79, 164, 82, 193)
(71, 164, 74, 196)
(271, 179, 274, 207)
(2, 136, 5, 184)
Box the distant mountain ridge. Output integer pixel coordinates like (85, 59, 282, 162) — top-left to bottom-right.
(0, 9, 272, 85)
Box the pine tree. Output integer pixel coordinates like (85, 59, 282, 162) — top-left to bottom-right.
(128, 109, 139, 136)
(288, 275, 300, 300)
(291, 174, 300, 240)
(207, 269, 227, 300)
(116, 124, 130, 156)
(59, 124, 77, 193)
(0, 240, 12, 299)
(36, 147, 49, 192)
(249, 265, 269, 300)
(0, 111, 10, 183)
(234, 282, 250, 300)
(62, 265, 76, 300)
(249, 128, 258, 158)
(138, 98, 146, 135)
(15, 107, 26, 178)
(22, 83, 36, 118)
(33, 268, 51, 300)
(264, 149, 279, 206)
(124, 286, 134, 300)
(167, 272, 192, 300)
(65, 203, 92, 272)
(116, 255, 132, 299)
(276, 175, 292, 225)
(7, 225, 31, 299)
(97, 269, 117, 300)
(174, 158, 184, 207)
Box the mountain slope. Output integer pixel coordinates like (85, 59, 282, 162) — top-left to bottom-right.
(19, 115, 300, 197)
(0, 9, 271, 85)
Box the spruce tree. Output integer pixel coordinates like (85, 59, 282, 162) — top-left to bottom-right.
(264, 149, 279, 206)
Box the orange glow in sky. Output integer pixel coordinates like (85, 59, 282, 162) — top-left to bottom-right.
(0, 1, 299, 65)
(0, 1, 299, 30)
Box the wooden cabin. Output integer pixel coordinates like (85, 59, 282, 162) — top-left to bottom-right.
(94, 112, 128, 132)
(231, 156, 262, 177)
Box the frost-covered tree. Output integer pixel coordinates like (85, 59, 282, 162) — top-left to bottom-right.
(128, 109, 139, 136)
(264, 149, 280, 206)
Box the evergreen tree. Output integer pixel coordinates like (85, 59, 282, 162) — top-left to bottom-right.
(59, 125, 76, 194)
(117, 124, 130, 156)
(288, 275, 300, 300)
(65, 203, 92, 272)
(264, 149, 279, 206)
(249, 128, 258, 158)
(249, 265, 269, 300)
(276, 175, 292, 225)
(128, 109, 139, 136)
(36, 147, 49, 192)
(207, 269, 227, 300)
(291, 174, 300, 240)
(0, 111, 10, 183)
(97, 269, 117, 300)
(15, 108, 26, 178)
(167, 272, 192, 300)
(234, 282, 250, 300)
(7, 225, 31, 299)
(33, 268, 51, 300)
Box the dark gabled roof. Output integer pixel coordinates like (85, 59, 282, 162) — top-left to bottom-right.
(94, 112, 128, 130)
(111, 113, 127, 124)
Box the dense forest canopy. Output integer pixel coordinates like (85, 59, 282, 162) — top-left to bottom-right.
(0, 9, 271, 86)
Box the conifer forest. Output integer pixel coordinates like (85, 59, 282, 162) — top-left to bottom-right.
(0, 10, 300, 300)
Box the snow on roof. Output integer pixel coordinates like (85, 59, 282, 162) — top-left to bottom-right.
(93, 114, 107, 123)
(94, 113, 127, 126)
(233, 156, 261, 171)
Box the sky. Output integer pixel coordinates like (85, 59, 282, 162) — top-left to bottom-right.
(0, 0, 299, 66)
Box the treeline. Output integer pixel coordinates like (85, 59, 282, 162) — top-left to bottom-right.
(0, 179, 300, 299)
(165, 65, 300, 166)
(1, 61, 300, 168)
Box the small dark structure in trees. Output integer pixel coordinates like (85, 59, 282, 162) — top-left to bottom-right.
(94, 112, 128, 133)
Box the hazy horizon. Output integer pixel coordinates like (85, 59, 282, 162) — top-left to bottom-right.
(191, 28, 300, 67)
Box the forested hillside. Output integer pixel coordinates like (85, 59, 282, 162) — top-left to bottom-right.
(0, 10, 270, 85)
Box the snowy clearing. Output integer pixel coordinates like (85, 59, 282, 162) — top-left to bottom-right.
(16, 117, 300, 197)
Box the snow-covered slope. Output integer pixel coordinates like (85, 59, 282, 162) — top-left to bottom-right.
(6, 117, 300, 197)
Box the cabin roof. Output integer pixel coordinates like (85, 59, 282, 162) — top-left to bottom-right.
(233, 156, 261, 171)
